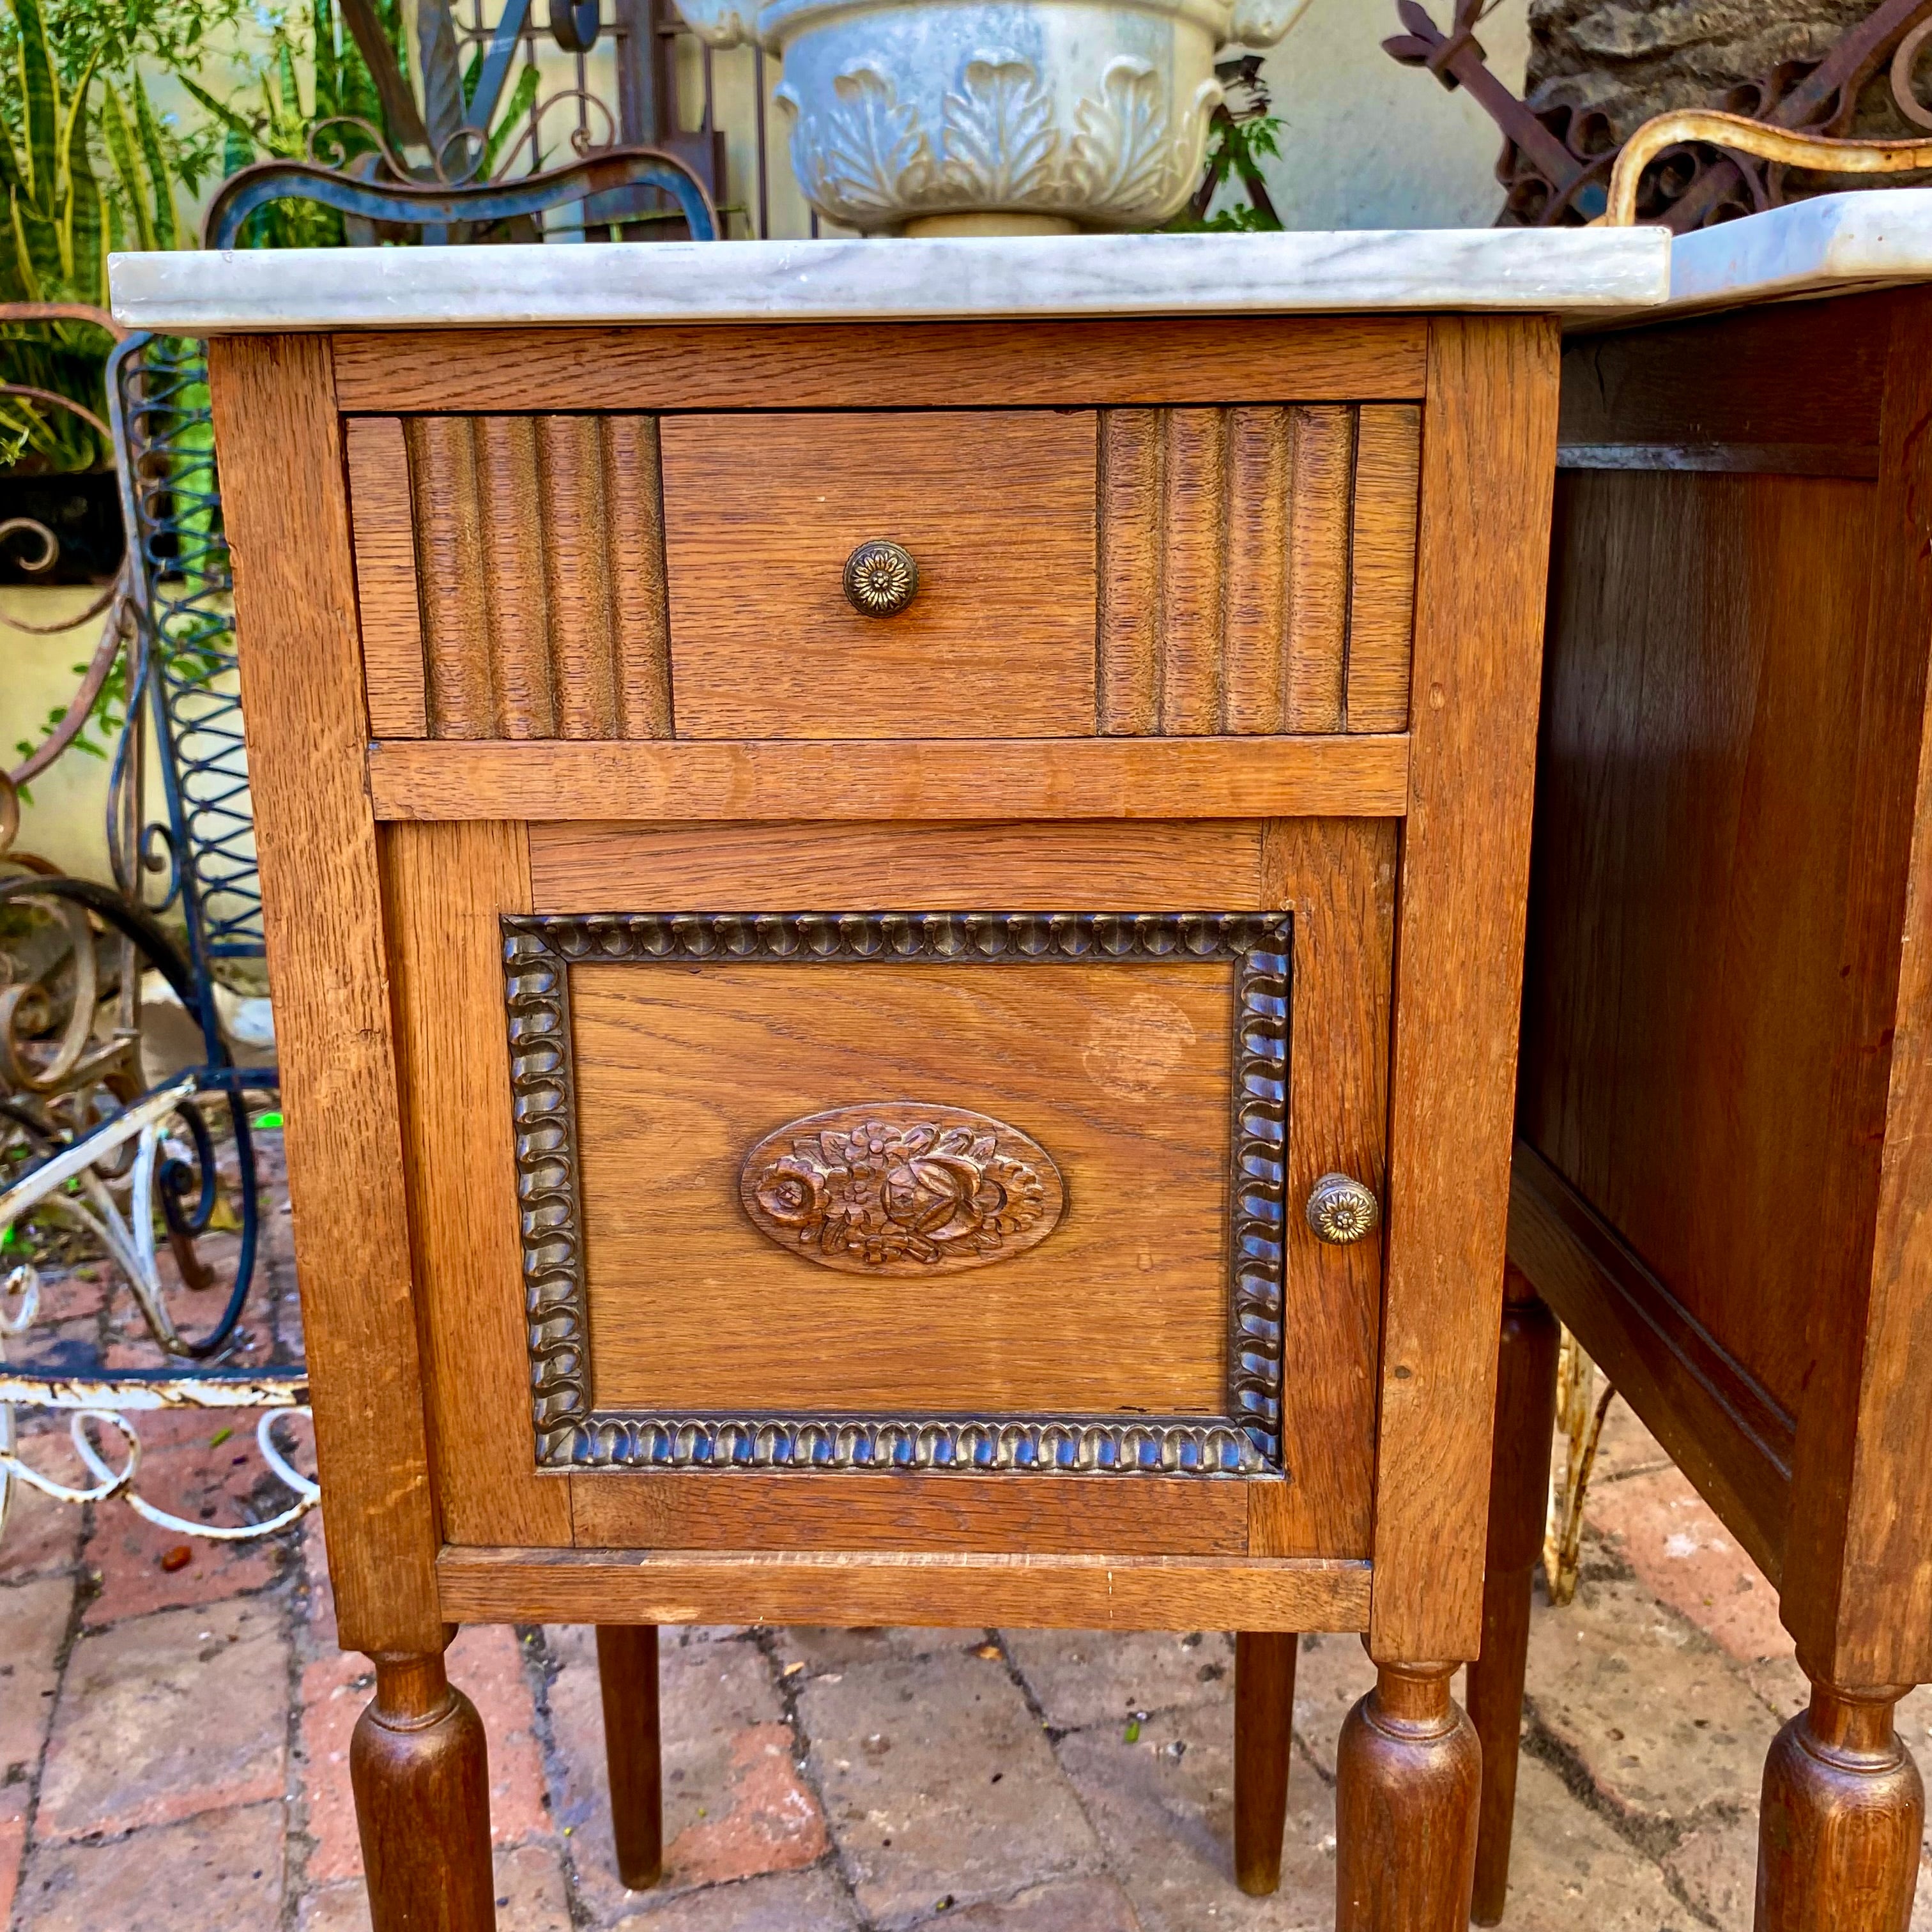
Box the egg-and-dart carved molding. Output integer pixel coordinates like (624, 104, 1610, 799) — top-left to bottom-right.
(501, 910, 1291, 1476)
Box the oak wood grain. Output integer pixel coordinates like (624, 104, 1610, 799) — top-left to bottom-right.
(1096, 406, 1405, 738)
(1758, 1681, 1925, 1931)
(1259, 818, 1395, 1559)
(1335, 1662, 1481, 1929)
(1509, 1142, 1791, 1584)
(567, 1473, 1251, 1555)
(1159, 408, 1227, 736)
(475, 415, 553, 737)
(344, 415, 427, 738)
(1284, 407, 1353, 733)
(206, 334, 443, 1652)
(1558, 298, 1885, 460)
(1467, 1274, 1560, 1925)
(1519, 468, 1875, 1426)
(436, 1545, 1374, 1632)
(366, 735, 1411, 823)
(1786, 292, 1932, 1687)
(659, 411, 1096, 739)
(330, 317, 1430, 415)
(1097, 409, 1162, 734)
(381, 818, 571, 1548)
(1223, 406, 1292, 735)
(526, 819, 1264, 912)
(1346, 406, 1422, 733)
(572, 958, 1235, 1416)
(399, 414, 673, 740)
(407, 415, 492, 738)
(1370, 317, 1560, 1664)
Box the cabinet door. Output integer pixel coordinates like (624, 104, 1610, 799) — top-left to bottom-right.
(387, 816, 1389, 1562)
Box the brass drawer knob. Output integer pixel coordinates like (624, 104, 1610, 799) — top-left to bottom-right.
(1307, 1172, 1379, 1245)
(844, 539, 919, 618)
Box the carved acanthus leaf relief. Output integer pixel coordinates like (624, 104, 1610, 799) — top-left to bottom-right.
(779, 54, 1220, 228)
(740, 1103, 1064, 1276)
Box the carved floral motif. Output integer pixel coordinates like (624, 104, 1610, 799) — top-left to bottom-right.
(740, 1103, 1063, 1275)
(778, 54, 1222, 230)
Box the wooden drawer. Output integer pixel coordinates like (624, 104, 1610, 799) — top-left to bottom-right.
(390, 815, 1391, 1562)
(661, 410, 1096, 738)
(345, 402, 1422, 745)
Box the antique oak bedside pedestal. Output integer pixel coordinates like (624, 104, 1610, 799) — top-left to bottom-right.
(1464, 191, 1932, 1931)
(112, 226, 1666, 1931)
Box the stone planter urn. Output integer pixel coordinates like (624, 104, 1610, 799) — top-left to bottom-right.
(673, 0, 1310, 234)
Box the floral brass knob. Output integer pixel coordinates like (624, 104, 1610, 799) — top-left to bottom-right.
(1306, 1173, 1379, 1245)
(843, 540, 919, 618)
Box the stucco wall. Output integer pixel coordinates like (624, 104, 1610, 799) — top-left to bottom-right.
(3, 590, 128, 882)
(1257, 0, 1527, 230)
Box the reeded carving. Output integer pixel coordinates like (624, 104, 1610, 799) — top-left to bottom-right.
(1097, 404, 1421, 737)
(502, 908, 1291, 1476)
(404, 412, 673, 741)
(740, 1103, 1064, 1275)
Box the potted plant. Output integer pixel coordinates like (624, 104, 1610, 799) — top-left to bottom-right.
(672, 0, 1310, 234)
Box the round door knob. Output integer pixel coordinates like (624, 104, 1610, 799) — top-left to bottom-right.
(1306, 1172, 1379, 1245)
(844, 539, 919, 618)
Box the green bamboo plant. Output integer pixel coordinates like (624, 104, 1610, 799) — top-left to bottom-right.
(0, 0, 183, 470)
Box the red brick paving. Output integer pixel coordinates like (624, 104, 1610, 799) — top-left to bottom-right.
(1, 1137, 1927, 1929)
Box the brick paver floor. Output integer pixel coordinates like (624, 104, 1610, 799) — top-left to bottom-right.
(4, 1135, 1932, 1929)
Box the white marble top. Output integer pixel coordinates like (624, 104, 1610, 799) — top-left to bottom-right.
(108, 226, 1669, 331)
(1648, 190, 1932, 321)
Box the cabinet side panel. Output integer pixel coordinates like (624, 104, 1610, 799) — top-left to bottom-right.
(1518, 468, 1874, 1425)
(208, 335, 443, 1651)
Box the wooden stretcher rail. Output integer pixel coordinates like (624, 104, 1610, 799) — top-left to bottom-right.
(365, 735, 1411, 823)
(329, 316, 1431, 415)
(436, 1546, 1374, 1631)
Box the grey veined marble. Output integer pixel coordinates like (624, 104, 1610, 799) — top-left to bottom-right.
(1663, 188, 1932, 318)
(109, 227, 1671, 334)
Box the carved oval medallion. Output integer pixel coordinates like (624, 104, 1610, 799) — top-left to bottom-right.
(739, 1102, 1064, 1276)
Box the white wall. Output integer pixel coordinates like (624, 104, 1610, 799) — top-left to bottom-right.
(1252, 0, 1528, 229)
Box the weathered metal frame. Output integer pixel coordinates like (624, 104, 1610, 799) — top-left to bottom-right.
(1385, 0, 1932, 229)
(501, 909, 1293, 1476)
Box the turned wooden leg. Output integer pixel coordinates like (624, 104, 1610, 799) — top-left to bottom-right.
(1468, 1273, 1560, 1923)
(597, 1624, 664, 1890)
(1336, 1659, 1481, 1932)
(351, 1650, 496, 1932)
(1758, 1677, 1924, 1932)
(1233, 1630, 1299, 1894)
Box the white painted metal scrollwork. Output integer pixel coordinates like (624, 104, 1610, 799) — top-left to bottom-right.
(0, 1257, 316, 1547)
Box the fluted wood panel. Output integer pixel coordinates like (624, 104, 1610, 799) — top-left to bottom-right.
(1097, 404, 1420, 735)
(400, 413, 672, 740)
